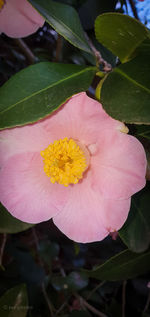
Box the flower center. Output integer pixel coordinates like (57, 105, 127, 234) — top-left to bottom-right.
(0, 0, 5, 11)
(41, 137, 89, 187)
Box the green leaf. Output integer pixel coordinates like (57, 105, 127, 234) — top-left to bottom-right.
(0, 284, 28, 317)
(0, 204, 33, 234)
(29, 0, 92, 54)
(84, 249, 150, 281)
(0, 62, 96, 129)
(99, 52, 150, 124)
(95, 13, 148, 63)
(119, 184, 150, 253)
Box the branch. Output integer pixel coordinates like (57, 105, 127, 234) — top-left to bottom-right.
(32, 228, 54, 316)
(76, 294, 107, 317)
(128, 0, 140, 20)
(14, 38, 37, 64)
(85, 33, 112, 72)
(41, 283, 54, 317)
(0, 233, 7, 269)
(122, 280, 127, 317)
(53, 34, 62, 62)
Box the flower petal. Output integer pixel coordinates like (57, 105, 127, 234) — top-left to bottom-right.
(41, 92, 125, 145)
(0, 92, 124, 166)
(53, 173, 130, 243)
(0, 123, 54, 166)
(0, 0, 44, 38)
(0, 152, 69, 223)
(91, 132, 146, 199)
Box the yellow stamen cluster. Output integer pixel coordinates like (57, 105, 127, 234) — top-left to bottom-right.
(0, 0, 5, 11)
(41, 137, 87, 187)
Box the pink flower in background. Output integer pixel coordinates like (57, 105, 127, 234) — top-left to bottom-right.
(0, 93, 146, 243)
(0, 0, 44, 38)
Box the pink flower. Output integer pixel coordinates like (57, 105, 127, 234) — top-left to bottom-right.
(0, 93, 146, 243)
(0, 0, 44, 38)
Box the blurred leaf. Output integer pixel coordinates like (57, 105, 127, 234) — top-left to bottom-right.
(100, 52, 150, 124)
(9, 249, 45, 285)
(84, 249, 150, 281)
(0, 62, 96, 129)
(119, 184, 150, 253)
(136, 38, 150, 56)
(95, 13, 148, 62)
(51, 272, 88, 292)
(0, 204, 33, 234)
(29, 0, 92, 54)
(67, 272, 88, 290)
(38, 241, 59, 266)
(79, 0, 117, 30)
(0, 284, 28, 317)
(106, 298, 122, 317)
(135, 125, 150, 140)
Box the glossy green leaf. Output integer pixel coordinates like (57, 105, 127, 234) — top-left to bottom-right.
(0, 204, 33, 234)
(0, 62, 96, 129)
(95, 13, 148, 62)
(119, 184, 150, 253)
(99, 52, 150, 124)
(0, 284, 28, 317)
(29, 0, 92, 54)
(84, 249, 150, 281)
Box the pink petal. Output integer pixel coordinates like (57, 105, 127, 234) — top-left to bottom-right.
(41, 92, 125, 146)
(53, 172, 131, 243)
(0, 152, 69, 223)
(91, 132, 146, 199)
(0, 123, 55, 166)
(0, 0, 44, 38)
(0, 93, 124, 166)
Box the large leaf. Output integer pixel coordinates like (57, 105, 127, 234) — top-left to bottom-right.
(0, 204, 33, 234)
(0, 284, 28, 317)
(0, 62, 96, 129)
(99, 51, 150, 124)
(95, 13, 148, 63)
(119, 184, 150, 253)
(84, 249, 150, 281)
(29, 0, 92, 54)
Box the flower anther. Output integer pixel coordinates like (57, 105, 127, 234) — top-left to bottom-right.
(41, 137, 90, 186)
